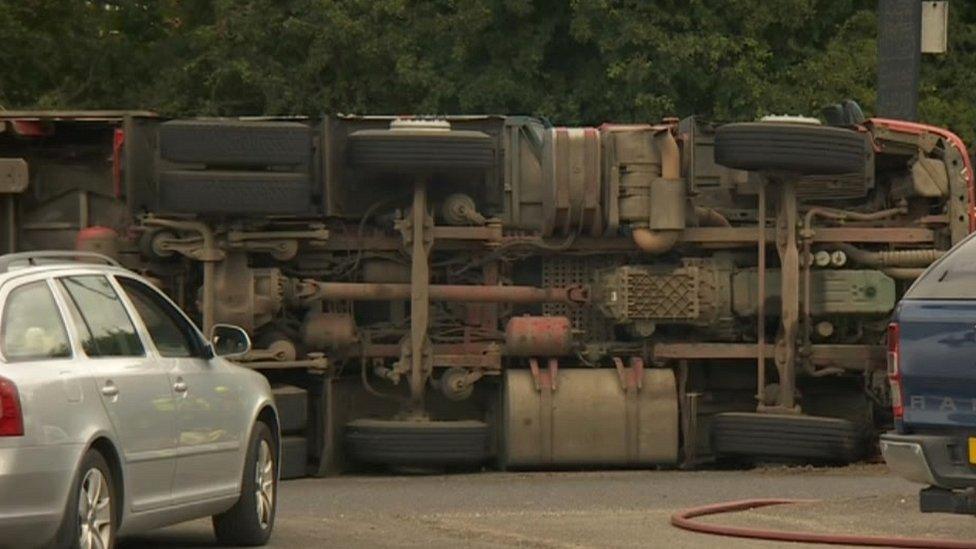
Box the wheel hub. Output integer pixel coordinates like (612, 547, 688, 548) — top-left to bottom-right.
(78, 468, 111, 549)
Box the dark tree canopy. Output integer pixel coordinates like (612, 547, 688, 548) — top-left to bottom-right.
(3, 1, 976, 141)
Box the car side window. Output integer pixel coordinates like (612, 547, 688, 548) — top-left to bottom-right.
(58, 275, 144, 358)
(1, 281, 71, 362)
(118, 277, 204, 358)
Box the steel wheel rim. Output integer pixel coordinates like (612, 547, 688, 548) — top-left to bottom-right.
(255, 439, 275, 529)
(78, 467, 111, 549)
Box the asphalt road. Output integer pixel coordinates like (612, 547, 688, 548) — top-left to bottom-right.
(120, 464, 976, 548)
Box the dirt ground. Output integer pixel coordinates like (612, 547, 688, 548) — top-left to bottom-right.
(121, 463, 976, 548)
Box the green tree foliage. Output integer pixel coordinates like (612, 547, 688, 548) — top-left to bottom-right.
(2, 1, 975, 141)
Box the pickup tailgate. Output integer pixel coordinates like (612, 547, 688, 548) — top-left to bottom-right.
(897, 300, 976, 431)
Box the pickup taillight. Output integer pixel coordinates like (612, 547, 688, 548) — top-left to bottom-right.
(0, 376, 24, 437)
(887, 322, 904, 420)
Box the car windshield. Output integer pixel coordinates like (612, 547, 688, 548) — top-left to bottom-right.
(906, 232, 976, 300)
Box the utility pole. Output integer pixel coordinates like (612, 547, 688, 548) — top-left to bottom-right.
(876, 1, 948, 120)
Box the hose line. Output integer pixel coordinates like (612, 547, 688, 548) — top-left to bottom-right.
(671, 499, 976, 548)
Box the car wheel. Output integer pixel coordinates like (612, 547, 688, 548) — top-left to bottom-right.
(213, 422, 277, 546)
(344, 419, 490, 467)
(60, 449, 116, 549)
(714, 122, 869, 176)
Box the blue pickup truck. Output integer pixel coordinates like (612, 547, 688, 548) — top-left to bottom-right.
(881, 233, 976, 515)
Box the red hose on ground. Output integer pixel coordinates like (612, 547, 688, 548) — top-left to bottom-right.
(670, 499, 976, 549)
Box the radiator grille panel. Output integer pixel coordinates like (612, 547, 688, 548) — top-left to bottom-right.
(622, 268, 700, 320)
(542, 256, 615, 341)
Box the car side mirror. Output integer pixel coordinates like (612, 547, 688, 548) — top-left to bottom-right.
(210, 324, 251, 359)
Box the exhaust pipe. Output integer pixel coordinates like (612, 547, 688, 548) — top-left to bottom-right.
(633, 130, 684, 253)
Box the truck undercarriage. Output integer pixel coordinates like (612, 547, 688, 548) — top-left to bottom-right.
(1, 109, 971, 475)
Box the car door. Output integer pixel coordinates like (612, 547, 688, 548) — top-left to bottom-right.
(116, 276, 245, 503)
(57, 274, 178, 512)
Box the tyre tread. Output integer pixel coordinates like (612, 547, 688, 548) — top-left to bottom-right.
(714, 123, 868, 175)
(346, 133, 495, 170)
(158, 170, 313, 215)
(159, 120, 312, 166)
(345, 420, 489, 466)
(711, 413, 866, 463)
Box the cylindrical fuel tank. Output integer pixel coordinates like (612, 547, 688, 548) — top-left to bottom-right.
(502, 368, 679, 467)
(504, 316, 573, 356)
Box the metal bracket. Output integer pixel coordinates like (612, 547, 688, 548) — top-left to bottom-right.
(529, 357, 559, 463)
(396, 335, 432, 375)
(0, 158, 28, 194)
(396, 201, 434, 250)
(224, 227, 329, 260)
(772, 181, 800, 412)
(614, 356, 645, 462)
(680, 392, 702, 469)
(406, 177, 433, 415)
(529, 357, 559, 392)
(613, 356, 645, 391)
(225, 238, 299, 261)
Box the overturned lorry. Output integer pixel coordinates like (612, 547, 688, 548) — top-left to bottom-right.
(0, 107, 970, 475)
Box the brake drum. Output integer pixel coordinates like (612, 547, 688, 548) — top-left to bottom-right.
(502, 368, 679, 467)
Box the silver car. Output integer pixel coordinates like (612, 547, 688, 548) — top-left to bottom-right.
(0, 252, 280, 548)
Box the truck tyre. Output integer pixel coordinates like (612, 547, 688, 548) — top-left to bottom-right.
(272, 384, 308, 434)
(345, 419, 490, 466)
(157, 170, 313, 215)
(711, 413, 866, 463)
(213, 421, 277, 546)
(714, 123, 868, 175)
(158, 120, 312, 166)
(346, 130, 495, 170)
(279, 436, 308, 480)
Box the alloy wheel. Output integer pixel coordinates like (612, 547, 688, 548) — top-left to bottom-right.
(255, 439, 275, 529)
(78, 467, 111, 549)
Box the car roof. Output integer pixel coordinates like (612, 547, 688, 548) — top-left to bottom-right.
(0, 251, 121, 273)
(0, 252, 138, 286)
(0, 263, 139, 285)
